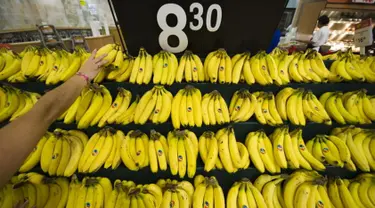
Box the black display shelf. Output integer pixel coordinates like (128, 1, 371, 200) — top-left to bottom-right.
(4, 81, 375, 98)
(28, 164, 363, 193)
(2, 120, 375, 142)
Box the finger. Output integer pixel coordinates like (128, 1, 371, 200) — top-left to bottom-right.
(94, 53, 108, 63)
(96, 60, 108, 68)
(89, 49, 98, 60)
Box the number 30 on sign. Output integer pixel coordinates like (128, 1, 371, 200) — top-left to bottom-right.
(157, 3, 223, 53)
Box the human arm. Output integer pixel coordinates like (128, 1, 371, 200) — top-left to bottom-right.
(0, 49, 107, 187)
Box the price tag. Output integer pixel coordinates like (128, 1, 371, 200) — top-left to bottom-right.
(110, 0, 287, 56)
(354, 18, 373, 47)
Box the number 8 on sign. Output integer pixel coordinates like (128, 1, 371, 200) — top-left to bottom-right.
(157, 3, 188, 53)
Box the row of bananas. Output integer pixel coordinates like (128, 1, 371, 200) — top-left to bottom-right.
(6, 44, 375, 84)
(199, 127, 249, 173)
(4, 171, 375, 208)
(20, 125, 375, 177)
(229, 170, 375, 208)
(322, 89, 375, 124)
(6, 83, 374, 127)
(0, 85, 40, 123)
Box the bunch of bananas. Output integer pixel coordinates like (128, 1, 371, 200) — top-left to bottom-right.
(193, 175, 225, 208)
(1, 172, 69, 208)
(231, 52, 253, 84)
(107, 180, 162, 208)
(201, 127, 249, 173)
(39, 129, 87, 176)
(171, 86, 202, 128)
(167, 129, 198, 178)
(67, 176, 112, 208)
(44, 48, 90, 85)
(328, 49, 375, 83)
(93, 44, 124, 83)
(120, 130, 150, 171)
(0, 85, 40, 123)
(204, 48, 232, 83)
(201, 90, 230, 126)
(321, 89, 375, 125)
(0, 48, 22, 81)
(134, 85, 172, 125)
(78, 127, 119, 173)
(329, 126, 375, 172)
(106, 56, 135, 82)
(245, 128, 326, 173)
(229, 89, 257, 122)
(274, 87, 331, 126)
(128, 47, 153, 85)
(60, 84, 112, 129)
(175, 50, 204, 83)
(100, 88, 136, 126)
(227, 178, 268, 208)
(254, 91, 284, 126)
(148, 130, 169, 173)
(153, 50, 178, 85)
(307, 135, 348, 169)
(287, 50, 331, 83)
(251, 51, 285, 85)
(97, 88, 133, 127)
(156, 179, 194, 208)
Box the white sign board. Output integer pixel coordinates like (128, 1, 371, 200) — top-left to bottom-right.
(352, 0, 375, 4)
(354, 19, 373, 47)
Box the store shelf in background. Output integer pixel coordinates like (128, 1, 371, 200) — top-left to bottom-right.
(27, 164, 363, 193)
(3, 81, 375, 98)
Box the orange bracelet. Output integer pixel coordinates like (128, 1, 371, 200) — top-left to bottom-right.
(75, 72, 90, 84)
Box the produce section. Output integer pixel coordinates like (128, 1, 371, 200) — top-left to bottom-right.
(1, 37, 375, 207)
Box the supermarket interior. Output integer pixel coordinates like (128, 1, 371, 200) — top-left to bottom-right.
(0, 0, 375, 208)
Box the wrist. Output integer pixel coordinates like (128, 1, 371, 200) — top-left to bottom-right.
(75, 72, 91, 84)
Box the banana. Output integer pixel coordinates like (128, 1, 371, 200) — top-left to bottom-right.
(286, 91, 300, 125)
(44, 182, 62, 208)
(177, 137, 187, 178)
(262, 178, 284, 208)
(251, 54, 270, 85)
(78, 132, 101, 172)
(296, 131, 326, 171)
(246, 131, 265, 173)
(89, 131, 114, 172)
(90, 86, 112, 126)
(272, 127, 288, 169)
(19, 134, 47, 172)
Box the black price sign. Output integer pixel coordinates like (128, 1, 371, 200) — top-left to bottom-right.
(111, 0, 287, 56)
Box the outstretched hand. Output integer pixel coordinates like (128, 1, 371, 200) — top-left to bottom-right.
(78, 49, 108, 81)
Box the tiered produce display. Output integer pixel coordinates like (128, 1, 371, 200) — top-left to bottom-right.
(1, 44, 375, 208)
